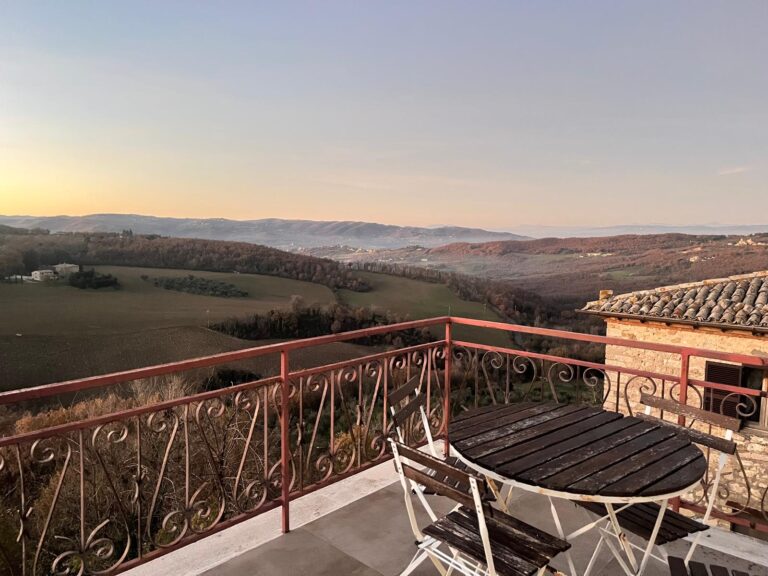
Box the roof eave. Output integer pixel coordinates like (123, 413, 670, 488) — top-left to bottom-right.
(578, 309, 768, 336)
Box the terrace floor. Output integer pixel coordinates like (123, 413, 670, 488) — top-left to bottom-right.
(205, 485, 768, 576)
(128, 459, 768, 576)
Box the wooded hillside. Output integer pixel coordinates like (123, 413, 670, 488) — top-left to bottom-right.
(0, 231, 370, 291)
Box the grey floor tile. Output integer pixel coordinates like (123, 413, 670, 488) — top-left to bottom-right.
(206, 481, 768, 576)
(504, 492, 767, 576)
(303, 482, 454, 576)
(201, 528, 383, 576)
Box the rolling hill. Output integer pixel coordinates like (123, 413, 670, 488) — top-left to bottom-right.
(0, 214, 527, 249)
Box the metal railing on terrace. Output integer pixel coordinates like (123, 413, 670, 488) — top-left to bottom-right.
(0, 317, 766, 575)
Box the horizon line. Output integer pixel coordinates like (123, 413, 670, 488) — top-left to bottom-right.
(2, 212, 768, 234)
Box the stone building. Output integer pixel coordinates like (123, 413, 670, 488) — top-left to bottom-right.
(581, 271, 768, 531)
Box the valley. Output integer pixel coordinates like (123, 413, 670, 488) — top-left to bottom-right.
(335, 233, 768, 305)
(3, 226, 768, 392)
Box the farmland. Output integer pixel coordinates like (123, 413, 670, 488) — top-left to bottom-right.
(0, 327, 380, 394)
(0, 266, 336, 337)
(0, 266, 508, 390)
(0, 266, 333, 390)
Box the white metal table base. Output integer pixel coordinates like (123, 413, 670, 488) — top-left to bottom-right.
(452, 448, 699, 576)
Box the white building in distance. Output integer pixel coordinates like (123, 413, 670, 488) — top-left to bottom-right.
(31, 270, 55, 281)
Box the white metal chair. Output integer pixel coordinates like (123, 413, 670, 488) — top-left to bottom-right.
(388, 375, 518, 514)
(580, 392, 739, 573)
(389, 438, 570, 576)
(388, 374, 468, 522)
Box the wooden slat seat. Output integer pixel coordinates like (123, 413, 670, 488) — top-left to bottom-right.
(423, 506, 570, 576)
(668, 556, 754, 576)
(577, 502, 708, 545)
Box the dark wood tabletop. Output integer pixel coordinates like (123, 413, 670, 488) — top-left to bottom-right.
(448, 403, 707, 499)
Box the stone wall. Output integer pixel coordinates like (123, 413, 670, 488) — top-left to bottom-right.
(603, 318, 768, 527)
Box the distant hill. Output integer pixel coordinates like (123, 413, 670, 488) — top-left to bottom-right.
(338, 233, 768, 305)
(0, 224, 46, 235)
(506, 224, 768, 238)
(429, 234, 717, 256)
(0, 214, 526, 249)
(0, 230, 370, 291)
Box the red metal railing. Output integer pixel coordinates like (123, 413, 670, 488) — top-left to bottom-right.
(0, 317, 766, 575)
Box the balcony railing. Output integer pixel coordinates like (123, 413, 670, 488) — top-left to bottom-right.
(0, 317, 766, 575)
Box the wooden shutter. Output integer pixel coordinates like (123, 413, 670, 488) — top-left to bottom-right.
(704, 362, 742, 419)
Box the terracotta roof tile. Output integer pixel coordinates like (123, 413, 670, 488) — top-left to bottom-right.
(581, 271, 768, 330)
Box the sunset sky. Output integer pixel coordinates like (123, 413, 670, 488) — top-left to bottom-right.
(1, 1, 766, 229)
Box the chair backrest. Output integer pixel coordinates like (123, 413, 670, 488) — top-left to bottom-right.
(639, 393, 738, 455)
(389, 375, 438, 456)
(391, 440, 487, 509)
(389, 439, 498, 574)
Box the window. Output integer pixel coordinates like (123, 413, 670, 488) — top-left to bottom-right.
(704, 361, 767, 429)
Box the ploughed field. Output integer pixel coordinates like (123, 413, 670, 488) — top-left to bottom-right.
(0, 266, 506, 390)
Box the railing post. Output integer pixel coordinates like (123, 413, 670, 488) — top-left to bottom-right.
(678, 352, 690, 426)
(672, 351, 690, 513)
(443, 319, 452, 456)
(280, 349, 290, 533)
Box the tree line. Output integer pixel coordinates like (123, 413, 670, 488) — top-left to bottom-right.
(213, 300, 433, 347)
(0, 230, 371, 291)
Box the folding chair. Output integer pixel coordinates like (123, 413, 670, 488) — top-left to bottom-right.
(389, 374, 472, 520)
(388, 374, 443, 458)
(389, 438, 570, 576)
(389, 375, 514, 512)
(578, 392, 739, 571)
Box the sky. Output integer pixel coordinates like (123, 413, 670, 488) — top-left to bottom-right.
(0, 1, 766, 229)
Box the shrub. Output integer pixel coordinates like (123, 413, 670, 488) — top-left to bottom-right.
(150, 274, 248, 297)
(68, 269, 119, 289)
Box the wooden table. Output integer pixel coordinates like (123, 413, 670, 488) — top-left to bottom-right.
(448, 402, 707, 576)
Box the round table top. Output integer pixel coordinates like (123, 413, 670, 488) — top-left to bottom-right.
(448, 402, 706, 501)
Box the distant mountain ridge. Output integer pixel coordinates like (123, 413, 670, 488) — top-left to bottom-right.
(0, 214, 527, 249)
(506, 224, 768, 238)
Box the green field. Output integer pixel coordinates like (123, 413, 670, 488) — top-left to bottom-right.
(0, 266, 512, 390)
(338, 271, 511, 346)
(0, 327, 381, 392)
(0, 266, 336, 336)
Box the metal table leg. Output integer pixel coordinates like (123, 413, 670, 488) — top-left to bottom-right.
(548, 496, 579, 576)
(605, 503, 639, 573)
(602, 498, 669, 576)
(637, 498, 668, 575)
